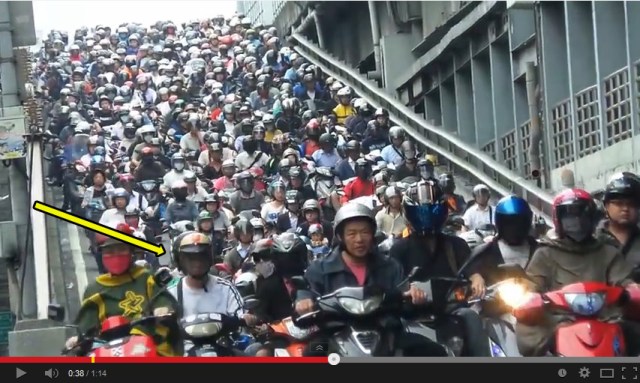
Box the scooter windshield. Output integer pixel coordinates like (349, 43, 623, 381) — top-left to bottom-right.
(67, 134, 90, 162)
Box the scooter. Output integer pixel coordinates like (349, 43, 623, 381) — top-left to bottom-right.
(308, 166, 336, 220)
(180, 313, 250, 357)
(137, 179, 165, 236)
(513, 281, 640, 356)
(450, 261, 528, 357)
(468, 269, 533, 357)
(263, 316, 318, 357)
(292, 268, 452, 356)
(65, 162, 88, 216)
(48, 269, 176, 357)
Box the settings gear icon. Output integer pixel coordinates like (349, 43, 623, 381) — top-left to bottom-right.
(579, 367, 591, 378)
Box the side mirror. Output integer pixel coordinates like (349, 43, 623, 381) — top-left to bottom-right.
(154, 267, 173, 288)
(243, 298, 260, 311)
(290, 276, 309, 291)
(48, 303, 65, 322)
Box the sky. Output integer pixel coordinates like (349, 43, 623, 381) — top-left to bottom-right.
(32, 0, 237, 39)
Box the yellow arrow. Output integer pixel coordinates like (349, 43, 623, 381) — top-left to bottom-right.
(33, 201, 166, 257)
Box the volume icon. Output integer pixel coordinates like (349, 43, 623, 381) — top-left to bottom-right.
(44, 368, 59, 378)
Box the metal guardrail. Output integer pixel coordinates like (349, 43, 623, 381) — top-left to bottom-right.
(20, 47, 51, 320)
(291, 33, 555, 222)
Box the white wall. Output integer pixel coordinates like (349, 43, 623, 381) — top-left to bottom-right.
(550, 136, 640, 192)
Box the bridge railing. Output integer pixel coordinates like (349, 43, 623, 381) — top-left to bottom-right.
(291, 33, 554, 222)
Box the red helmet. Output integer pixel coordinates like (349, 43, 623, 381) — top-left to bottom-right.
(96, 223, 135, 247)
(552, 188, 597, 241)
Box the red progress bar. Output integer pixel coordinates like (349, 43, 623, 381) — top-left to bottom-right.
(0, 357, 328, 363)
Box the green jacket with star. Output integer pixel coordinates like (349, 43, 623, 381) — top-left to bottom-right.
(74, 265, 180, 356)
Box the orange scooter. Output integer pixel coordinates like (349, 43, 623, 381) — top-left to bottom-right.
(264, 317, 319, 357)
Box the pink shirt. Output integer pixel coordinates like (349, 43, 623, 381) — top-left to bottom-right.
(343, 258, 367, 286)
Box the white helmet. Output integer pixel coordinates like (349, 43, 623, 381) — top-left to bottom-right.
(336, 86, 352, 97)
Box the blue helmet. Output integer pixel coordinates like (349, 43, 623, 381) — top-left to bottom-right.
(495, 195, 533, 245)
(403, 180, 448, 235)
(90, 155, 105, 169)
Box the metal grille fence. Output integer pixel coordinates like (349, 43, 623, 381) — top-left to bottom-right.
(603, 67, 632, 145)
(500, 129, 518, 171)
(550, 99, 574, 167)
(575, 85, 601, 158)
(481, 140, 496, 160)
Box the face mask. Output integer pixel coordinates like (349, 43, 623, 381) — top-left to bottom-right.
(560, 216, 592, 243)
(174, 189, 188, 200)
(253, 233, 264, 242)
(255, 260, 275, 278)
(103, 252, 131, 275)
(174, 162, 185, 171)
(144, 135, 153, 144)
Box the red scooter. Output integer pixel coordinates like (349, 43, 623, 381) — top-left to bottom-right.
(513, 281, 640, 356)
(48, 302, 174, 358)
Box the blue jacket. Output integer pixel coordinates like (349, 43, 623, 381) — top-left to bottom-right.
(334, 159, 355, 182)
(293, 83, 324, 100)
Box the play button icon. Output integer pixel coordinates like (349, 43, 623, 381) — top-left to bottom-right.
(16, 368, 26, 379)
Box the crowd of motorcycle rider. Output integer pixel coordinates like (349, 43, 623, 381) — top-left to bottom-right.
(34, 14, 640, 357)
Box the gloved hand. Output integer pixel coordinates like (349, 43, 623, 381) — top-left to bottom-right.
(65, 336, 78, 350)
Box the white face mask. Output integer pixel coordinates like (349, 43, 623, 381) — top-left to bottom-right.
(143, 135, 153, 143)
(174, 162, 185, 171)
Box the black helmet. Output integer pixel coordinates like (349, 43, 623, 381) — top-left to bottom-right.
(345, 140, 360, 152)
(333, 202, 376, 239)
(319, 132, 334, 147)
(172, 231, 213, 277)
(603, 172, 640, 204)
(271, 233, 308, 277)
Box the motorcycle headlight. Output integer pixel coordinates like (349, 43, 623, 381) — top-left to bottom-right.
(282, 317, 318, 340)
(183, 322, 223, 338)
(337, 296, 383, 315)
(563, 292, 606, 316)
(497, 281, 529, 308)
(141, 182, 155, 192)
